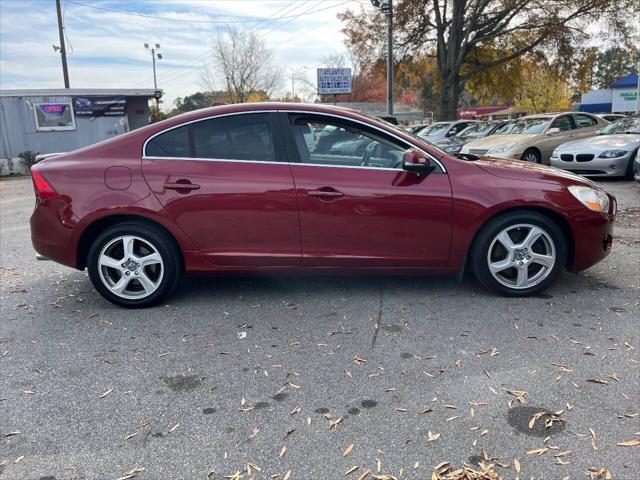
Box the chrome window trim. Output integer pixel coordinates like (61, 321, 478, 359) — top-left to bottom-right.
(141, 155, 403, 172)
(142, 108, 447, 173)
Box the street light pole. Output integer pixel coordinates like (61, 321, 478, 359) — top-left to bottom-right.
(55, 0, 70, 88)
(145, 43, 162, 107)
(372, 0, 394, 116)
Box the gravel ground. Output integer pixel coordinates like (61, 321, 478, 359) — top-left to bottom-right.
(1, 176, 638, 480)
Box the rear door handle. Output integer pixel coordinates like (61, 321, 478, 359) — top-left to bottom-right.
(307, 188, 344, 200)
(164, 180, 200, 192)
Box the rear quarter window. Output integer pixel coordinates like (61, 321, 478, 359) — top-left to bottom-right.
(145, 126, 190, 157)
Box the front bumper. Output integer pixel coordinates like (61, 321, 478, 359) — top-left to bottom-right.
(568, 209, 614, 272)
(550, 151, 633, 177)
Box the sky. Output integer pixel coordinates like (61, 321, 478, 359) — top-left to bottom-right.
(0, 0, 370, 108)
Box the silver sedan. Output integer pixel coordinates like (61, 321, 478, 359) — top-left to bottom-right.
(550, 116, 640, 179)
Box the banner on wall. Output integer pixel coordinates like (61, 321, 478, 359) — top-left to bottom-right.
(72, 96, 126, 117)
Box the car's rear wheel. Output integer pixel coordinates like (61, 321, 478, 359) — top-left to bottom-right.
(521, 149, 541, 164)
(87, 222, 180, 308)
(471, 211, 567, 296)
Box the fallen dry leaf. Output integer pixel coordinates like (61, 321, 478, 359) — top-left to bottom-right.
(616, 437, 640, 447)
(343, 443, 355, 457)
(116, 467, 145, 480)
(99, 388, 113, 399)
(356, 469, 372, 480)
(527, 447, 549, 456)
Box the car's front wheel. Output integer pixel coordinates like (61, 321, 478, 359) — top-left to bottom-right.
(87, 222, 181, 308)
(471, 211, 567, 296)
(521, 149, 541, 163)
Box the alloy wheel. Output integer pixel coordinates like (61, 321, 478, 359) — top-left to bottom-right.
(522, 151, 539, 163)
(97, 235, 164, 299)
(486, 224, 556, 290)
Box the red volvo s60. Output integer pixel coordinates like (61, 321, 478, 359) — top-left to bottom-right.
(30, 103, 615, 307)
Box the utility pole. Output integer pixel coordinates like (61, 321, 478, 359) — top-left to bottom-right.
(371, 0, 393, 116)
(55, 0, 70, 88)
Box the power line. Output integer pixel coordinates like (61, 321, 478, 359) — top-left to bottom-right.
(65, 0, 353, 25)
(132, 0, 351, 88)
(258, 0, 321, 39)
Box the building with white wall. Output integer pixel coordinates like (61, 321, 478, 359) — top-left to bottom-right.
(0, 88, 161, 175)
(579, 72, 639, 114)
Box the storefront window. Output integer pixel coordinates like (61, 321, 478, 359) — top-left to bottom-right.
(33, 102, 76, 131)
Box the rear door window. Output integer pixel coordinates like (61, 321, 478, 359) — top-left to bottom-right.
(145, 113, 280, 161)
(550, 115, 574, 132)
(192, 114, 276, 162)
(572, 114, 598, 129)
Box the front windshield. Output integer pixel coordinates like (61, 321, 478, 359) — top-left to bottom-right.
(418, 123, 452, 138)
(457, 122, 498, 138)
(502, 117, 551, 135)
(599, 116, 640, 134)
(493, 121, 517, 134)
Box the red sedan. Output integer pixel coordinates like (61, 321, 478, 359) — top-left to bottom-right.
(30, 103, 615, 307)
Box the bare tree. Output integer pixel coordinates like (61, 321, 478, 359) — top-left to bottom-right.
(203, 27, 282, 103)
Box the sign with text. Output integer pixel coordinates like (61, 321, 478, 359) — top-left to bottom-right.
(73, 96, 126, 117)
(612, 88, 638, 113)
(317, 68, 352, 95)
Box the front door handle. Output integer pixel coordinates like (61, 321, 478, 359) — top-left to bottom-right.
(307, 188, 344, 200)
(164, 180, 200, 193)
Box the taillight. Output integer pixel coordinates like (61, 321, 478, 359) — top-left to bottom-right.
(31, 167, 58, 200)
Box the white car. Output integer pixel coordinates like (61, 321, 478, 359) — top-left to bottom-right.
(550, 116, 640, 179)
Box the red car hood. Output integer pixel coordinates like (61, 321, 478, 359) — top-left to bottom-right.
(474, 156, 603, 190)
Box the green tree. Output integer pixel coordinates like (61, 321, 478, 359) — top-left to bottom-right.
(514, 64, 571, 113)
(172, 91, 229, 115)
(592, 46, 638, 89)
(149, 105, 169, 123)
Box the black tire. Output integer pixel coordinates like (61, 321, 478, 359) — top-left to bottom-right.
(87, 222, 181, 308)
(470, 211, 567, 297)
(624, 149, 637, 180)
(521, 148, 541, 164)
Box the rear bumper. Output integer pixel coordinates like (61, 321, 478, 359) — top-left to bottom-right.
(30, 199, 79, 269)
(568, 210, 614, 272)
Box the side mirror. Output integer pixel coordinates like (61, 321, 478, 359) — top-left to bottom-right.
(402, 148, 436, 175)
(547, 127, 561, 135)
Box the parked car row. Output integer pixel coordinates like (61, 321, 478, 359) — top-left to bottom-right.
(407, 113, 638, 180)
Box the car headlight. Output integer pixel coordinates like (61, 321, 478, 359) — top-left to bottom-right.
(598, 150, 627, 158)
(550, 150, 559, 159)
(487, 143, 515, 155)
(568, 185, 610, 213)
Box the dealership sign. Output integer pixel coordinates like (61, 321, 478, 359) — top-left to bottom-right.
(612, 88, 638, 113)
(73, 96, 126, 117)
(317, 68, 352, 95)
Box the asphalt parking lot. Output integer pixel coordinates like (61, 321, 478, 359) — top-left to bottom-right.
(1, 176, 639, 480)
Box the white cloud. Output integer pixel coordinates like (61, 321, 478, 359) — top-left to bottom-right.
(0, 0, 368, 107)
